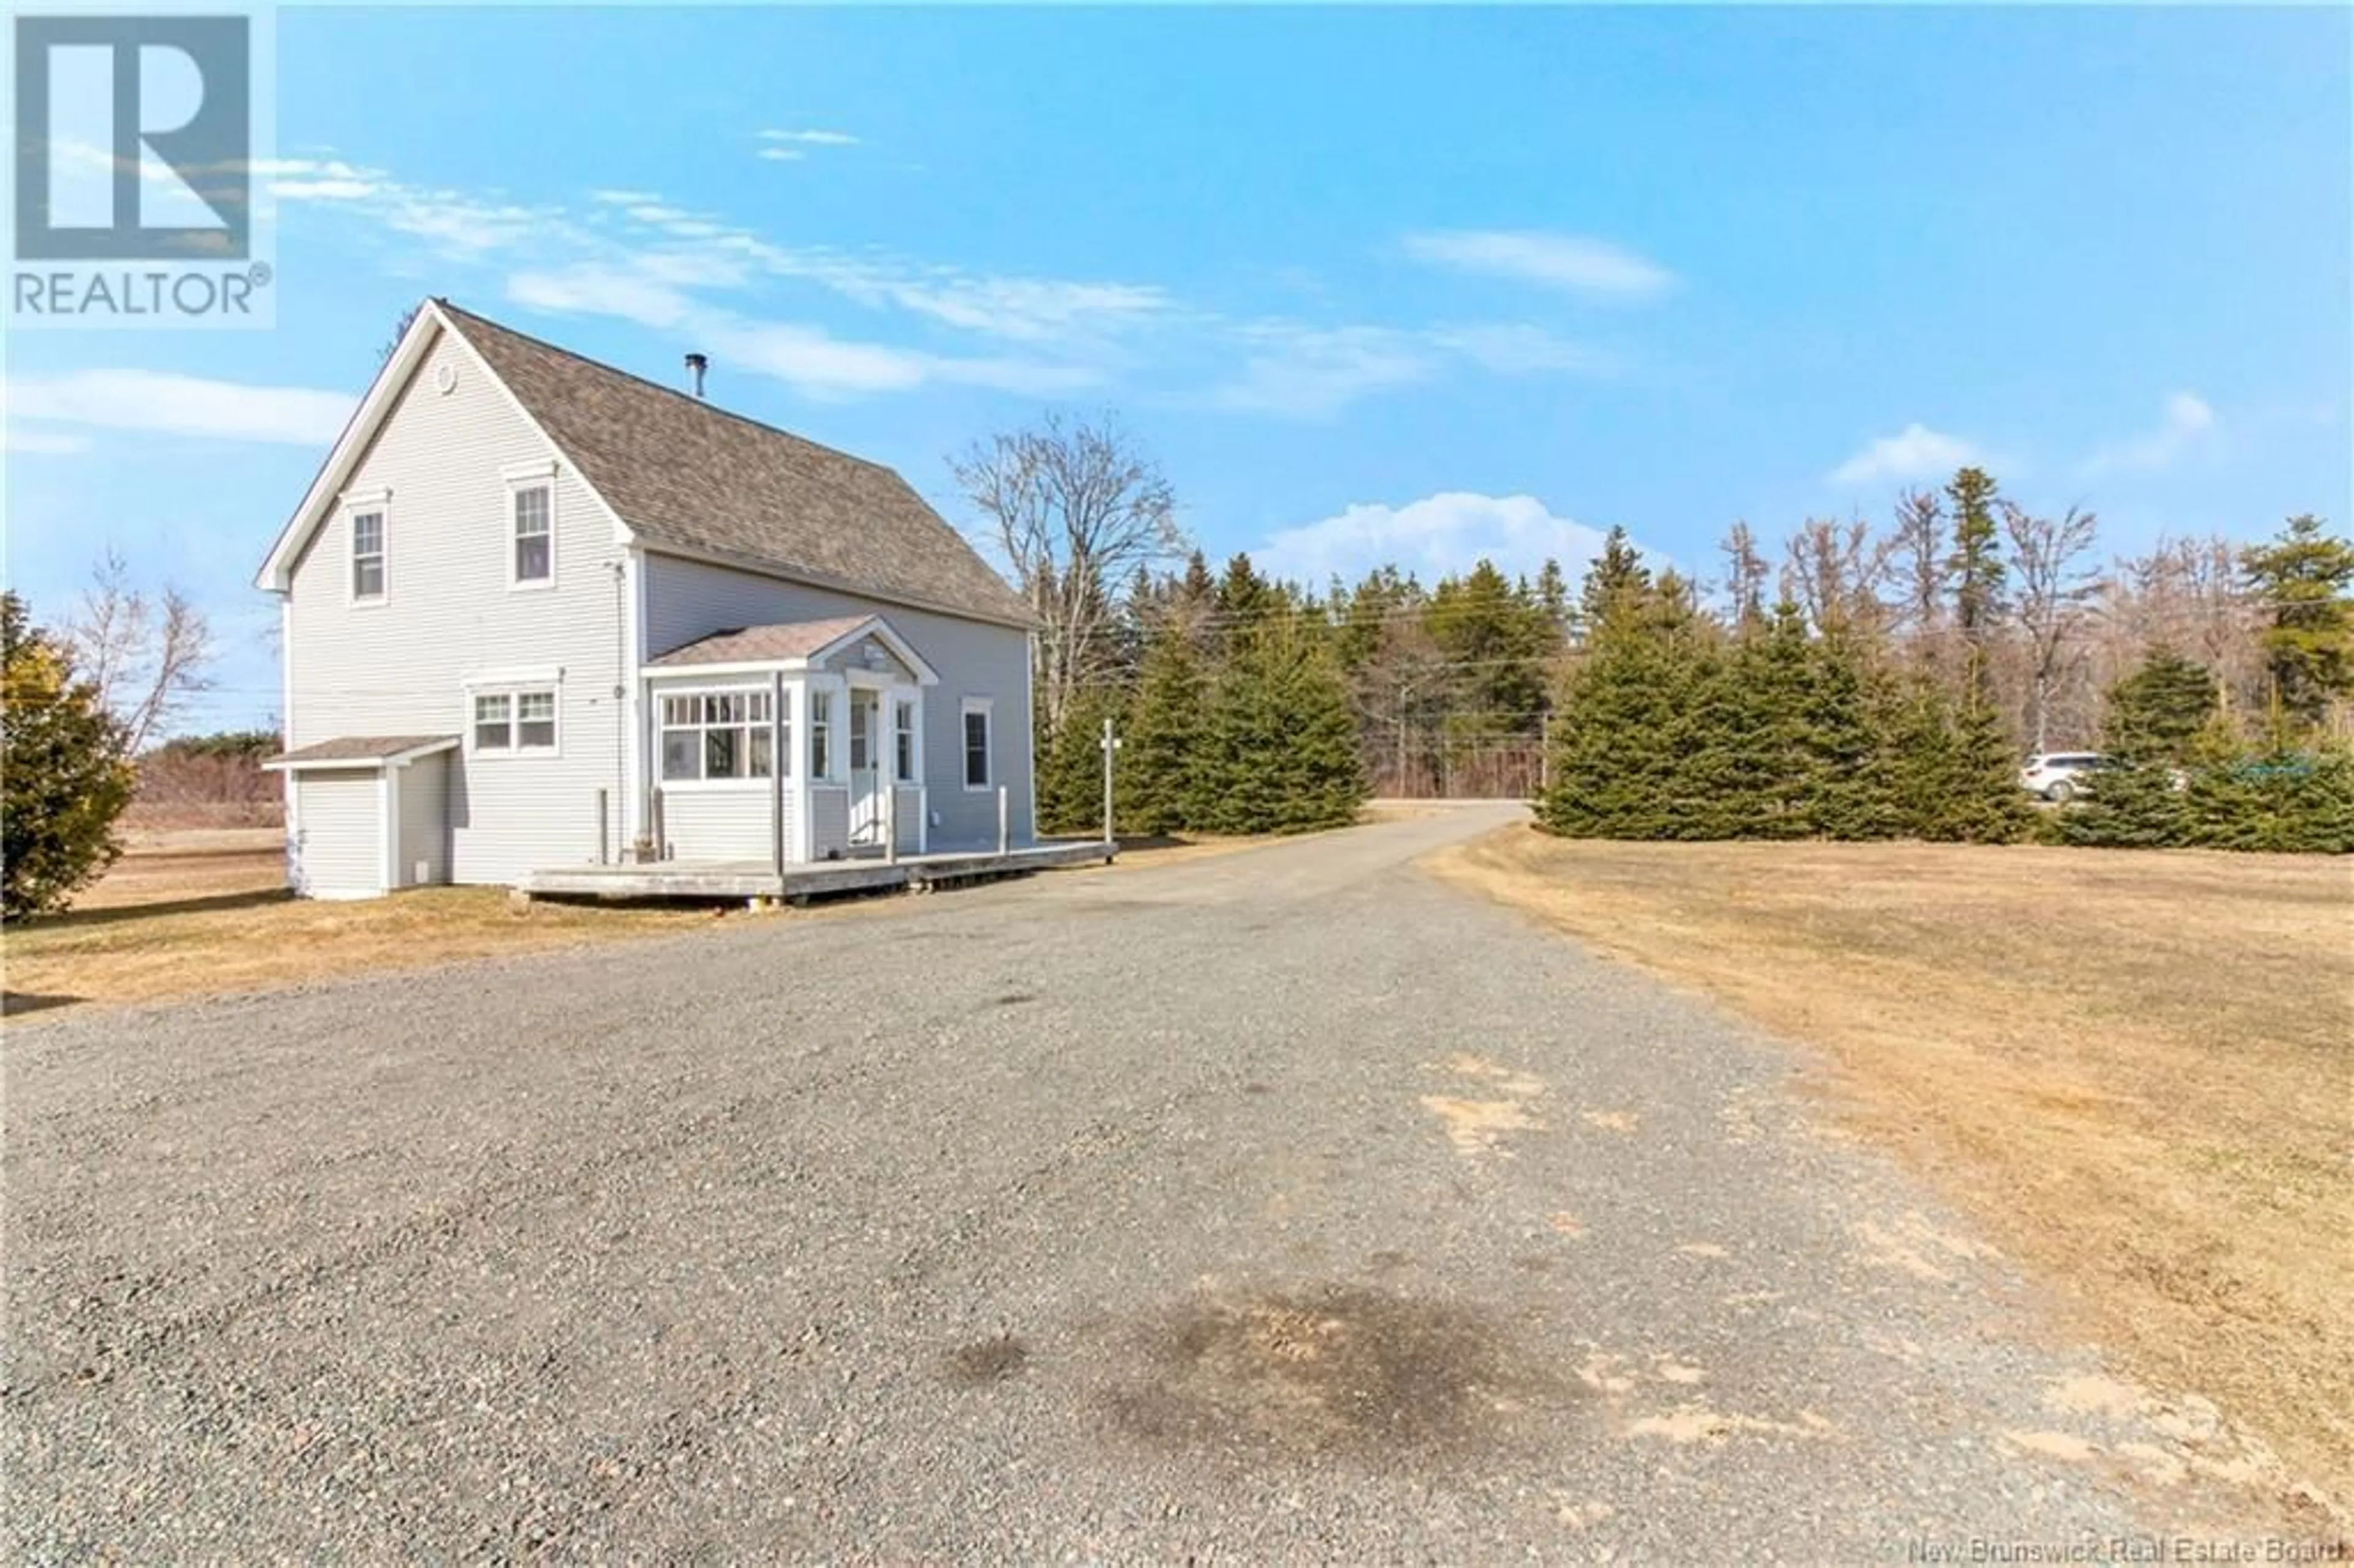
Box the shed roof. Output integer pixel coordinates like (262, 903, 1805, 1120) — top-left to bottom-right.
(264, 734, 459, 770)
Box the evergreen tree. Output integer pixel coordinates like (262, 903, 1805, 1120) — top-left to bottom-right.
(1196, 628, 1366, 834)
(2062, 650, 2217, 848)
(2182, 736, 2354, 854)
(1577, 526, 1651, 634)
(1945, 466, 2007, 698)
(1034, 683, 1124, 836)
(2, 592, 137, 919)
(2241, 514, 2354, 728)
(1118, 628, 1209, 835)
(1540, 574, 1709, 838)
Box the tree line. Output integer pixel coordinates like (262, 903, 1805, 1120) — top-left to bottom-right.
(959, 421, 2350, 853)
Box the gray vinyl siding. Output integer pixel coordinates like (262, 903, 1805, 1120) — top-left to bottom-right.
(643, 554, 1035, 851)
(891, 785, 923, 856)
(282, 321, 628, 886)
(661, 788, 792, 864)
(291, 770, 383, 898)
(396, 754, 450, 886)
(809, 786, 851, 859)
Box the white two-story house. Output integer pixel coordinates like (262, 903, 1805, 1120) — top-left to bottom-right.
(256, 299, 1038, 899)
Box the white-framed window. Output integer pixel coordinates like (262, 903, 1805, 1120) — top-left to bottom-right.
(473, 688, 558, 755)
(961, 698, 992, 790)
(660, 689, 778, 783)
(351, 507, 386, 601)
(810, 689, 834, 780)
(510, 481, 553, 587)
(894, 699, 917, 784)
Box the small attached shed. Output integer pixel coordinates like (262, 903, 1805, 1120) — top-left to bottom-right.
(264, 735, 459, 900)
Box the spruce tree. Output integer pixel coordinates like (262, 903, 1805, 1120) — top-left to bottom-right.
(2063, 649, 2216, 848)
(1197, 628, 1366, 834)
(2, 593, 137, 919)
(1035, 684, 1124, 837)
(1540, 575, 1708, 838)
(1118, 628, 1209, 835)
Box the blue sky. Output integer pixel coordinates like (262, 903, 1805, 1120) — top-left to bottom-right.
(6, 5, 2348, 731)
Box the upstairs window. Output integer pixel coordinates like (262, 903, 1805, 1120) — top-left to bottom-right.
(474, 689, 558, 753)
(660, 690, 776, 782)
(351, 509, 386, 601)
(961, 699, 992, 790)
(511, 482, 552, 585)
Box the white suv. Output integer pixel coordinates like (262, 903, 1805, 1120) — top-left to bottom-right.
(2019, 752, 2107, 802)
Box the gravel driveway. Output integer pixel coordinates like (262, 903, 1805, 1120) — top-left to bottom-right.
(2, 808, 2281, 1559)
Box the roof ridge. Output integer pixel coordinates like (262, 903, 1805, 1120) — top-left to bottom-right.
(432, 297, 903, 481)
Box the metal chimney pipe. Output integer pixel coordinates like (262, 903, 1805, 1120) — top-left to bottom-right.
(684, 352, 708, 399)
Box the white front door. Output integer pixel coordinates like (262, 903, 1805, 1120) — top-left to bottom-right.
(848, 690, 884, 846)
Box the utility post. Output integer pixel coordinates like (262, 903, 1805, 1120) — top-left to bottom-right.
(1099, 717, 1122, 847)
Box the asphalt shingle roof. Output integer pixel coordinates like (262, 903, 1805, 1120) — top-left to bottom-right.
(646, 616, 875, 668)
(267, 734, 457, 766)
(438, 302, 1032, 628)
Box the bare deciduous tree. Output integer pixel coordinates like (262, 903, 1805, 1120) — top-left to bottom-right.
(1781, 516, 1886, 635)
(64, 549, 216, 754)
(950, 413, 1181, 736)
(2002, 503, 2101, 750)
(1719, 521, 1770, 629)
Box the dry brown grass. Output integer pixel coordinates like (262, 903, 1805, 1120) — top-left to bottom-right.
(1423, 826, 2354, 1506)
(3, 831, 717, 1019)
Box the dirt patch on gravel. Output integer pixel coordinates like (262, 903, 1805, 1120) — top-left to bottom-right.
(1102, 1285, 1564, 1463)
(1423, 825, 2354, 1512)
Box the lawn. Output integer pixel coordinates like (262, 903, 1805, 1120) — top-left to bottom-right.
(2, 831, 716, 1020)
(1422, 827, 2354, 1510)
(2, 826, 1283, 1021)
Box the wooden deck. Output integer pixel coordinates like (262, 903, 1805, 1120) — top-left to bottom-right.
(512, 839, 1116, 903)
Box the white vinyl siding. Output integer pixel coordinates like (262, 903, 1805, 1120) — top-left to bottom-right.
(659, 785, 794, 863)
(291, 769, 383, 899)
(642, 554, 1034, 852)
(283, 322, 627, 884)
(397, 753, 451, 886)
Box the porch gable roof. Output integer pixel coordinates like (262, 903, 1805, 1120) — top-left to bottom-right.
(646, 614, 940, 685)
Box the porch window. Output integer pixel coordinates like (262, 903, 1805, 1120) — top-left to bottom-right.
(810, 690, 833, 780)
(961, 698, 992, 790)
(660, 690, 774, 782)
(894, 699, 916, 783)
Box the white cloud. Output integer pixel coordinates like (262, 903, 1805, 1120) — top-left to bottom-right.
(1428, 324, 1610, 376)
(1, 425, 92, 455)
(508, 265, 695, 330)
(1402, 230, 1673, 302)
(1827, 423, 1988, 488)
(9, 370, 352, 445)
(2082, 392, 2217, 477)
(760, 129, 859, 147)
(1209, 326, 1434, 419)
(756, 147, 806, 163)
(1255, 492, 1635, 586)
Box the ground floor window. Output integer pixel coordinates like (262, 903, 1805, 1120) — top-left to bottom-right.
(961, 698, 992, 790)
(661, 689, 778, 781)
(894, 699, 917, 783)
(473, 688, 557, 753)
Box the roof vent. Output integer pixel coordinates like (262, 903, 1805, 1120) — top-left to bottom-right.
(684, 351, 708, 400)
